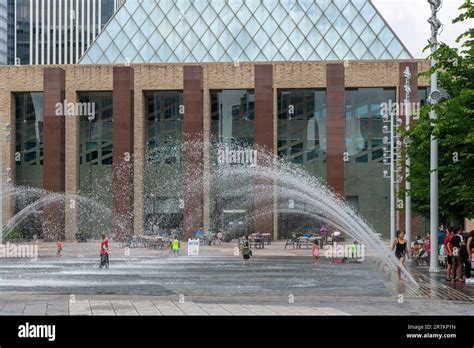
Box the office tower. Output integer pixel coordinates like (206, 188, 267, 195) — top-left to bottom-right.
(11, 0, 122, 65)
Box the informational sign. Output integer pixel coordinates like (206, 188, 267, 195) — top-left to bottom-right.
(187, 239, 200, 256)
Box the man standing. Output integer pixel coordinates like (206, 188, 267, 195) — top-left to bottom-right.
(99, 234, 109, 269)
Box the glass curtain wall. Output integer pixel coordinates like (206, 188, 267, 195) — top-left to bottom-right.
(210, 90, 255, 238)
(345, 88, 395, 238)
(144, 91, 184, 234)
(277, 89, 327, 238)
(13, 92, 44, 239)
(78, 92, 113, 237)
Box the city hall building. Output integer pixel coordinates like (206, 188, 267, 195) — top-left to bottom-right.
(0, 0, 434, 241)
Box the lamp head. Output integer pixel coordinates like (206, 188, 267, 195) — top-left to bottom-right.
(428, 89, 442, 104)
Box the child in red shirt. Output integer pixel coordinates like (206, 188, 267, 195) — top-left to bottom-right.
(56, 239, 63, 256)
(99, 234, 109, 269)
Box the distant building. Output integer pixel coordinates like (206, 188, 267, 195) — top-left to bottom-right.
(9, 0, 122, 65)
(0, 0, 7, 64)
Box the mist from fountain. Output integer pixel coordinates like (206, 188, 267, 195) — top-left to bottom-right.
(0, 139, 419, 295)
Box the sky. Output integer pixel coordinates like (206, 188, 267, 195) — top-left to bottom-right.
(372, 0, 472, 58)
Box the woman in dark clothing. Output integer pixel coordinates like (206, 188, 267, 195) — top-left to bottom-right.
(460, 232, 473, 283)
(392, 230, 408, 281)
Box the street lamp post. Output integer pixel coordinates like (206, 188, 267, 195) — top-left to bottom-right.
(383, 106, 403, 242)
(428, 0, 443, 273)
(403, 66, 412, 250)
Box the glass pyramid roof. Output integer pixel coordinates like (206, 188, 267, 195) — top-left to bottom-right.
(79, 0, 412, 64)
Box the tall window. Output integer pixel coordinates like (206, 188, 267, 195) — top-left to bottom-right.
(345, 88, 396, 238)
(14, 92, 44, 187)
(277, 89, 326, 174)
(79, 92, 113, 166)
(13, 92, 44, 239)
(145, 91, 183, 165)
(277, 89, 327, 239)
(144, 91, 184, 233)
(210, 90, 256, 235)
(345, 88, 395, 163)
(211, 90, 255, 147)
(78, 92, 113, 236)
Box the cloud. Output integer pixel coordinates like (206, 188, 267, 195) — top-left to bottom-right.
(372, 0, 470, 58)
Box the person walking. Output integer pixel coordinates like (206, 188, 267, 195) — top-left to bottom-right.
(392, 230, 408, 281)
(240, 235, 252, 265)
(171, 236, 180, 257)
(99, 234, 109, 269)
(56, 238, 63, 257)
(459, 233, 471, 283)
(449, 227, 463, 282)
(311, 239, 320, 268)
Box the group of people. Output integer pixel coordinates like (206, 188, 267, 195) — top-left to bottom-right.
(391, 228, 474, 283)
(443, 227, 473, 283)
(194, 228, 223, 245)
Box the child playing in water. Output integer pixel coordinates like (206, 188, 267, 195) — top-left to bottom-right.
(99, 234, 109, 269)
(56, 238, 63, 256)
(312, 240, 320, 268)
(171, 237, 180, 257)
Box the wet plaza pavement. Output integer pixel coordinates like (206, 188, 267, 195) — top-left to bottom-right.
(0, 255, 393, 298)
(0, 242, 472, 315)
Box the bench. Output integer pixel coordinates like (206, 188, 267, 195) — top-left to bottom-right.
(284, 239, 299, 249)
(249, 240, 264, 249)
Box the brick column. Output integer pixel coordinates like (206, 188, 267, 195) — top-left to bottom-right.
(133, 86, 144, 236)
(43, 68, 66, 241)
(183, 66, 204, 239)
(202, 73, 211, 232)
(326, 64, 345, 197)
(64, 91, 79, 241)
(254, 64, 274, 237)
(398, 62, 419, 240)
(112, 67, 134, 241)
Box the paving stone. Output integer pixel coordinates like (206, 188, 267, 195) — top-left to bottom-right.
(90, 300, 116, 316)
(133, 301, 162, 316)
(219, 304, 255, 316)
(174, 302, 209, 316)
(241, 305, 279, 315)
(111, 301, 139, 316)
(69, 300, 92, 316)
(23, 301, 48, 316)
(197, 304, 232, 316)
(152, 301, 185, 315)
(0, 303, 26, 315)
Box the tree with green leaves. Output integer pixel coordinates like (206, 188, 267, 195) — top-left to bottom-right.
(402, 0, 474, 225)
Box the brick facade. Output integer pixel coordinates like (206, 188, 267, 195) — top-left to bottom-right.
(0, 60, 441, 240)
